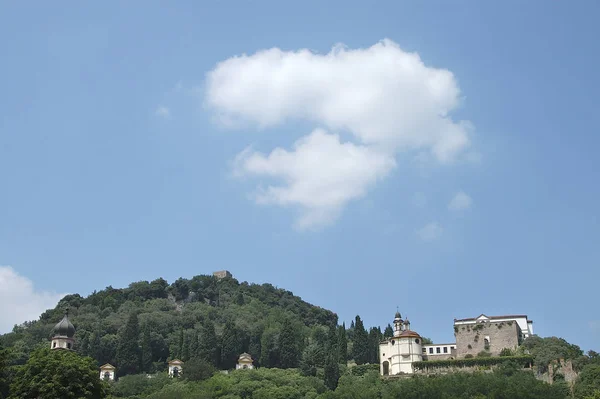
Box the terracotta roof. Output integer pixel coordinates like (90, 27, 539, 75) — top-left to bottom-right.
(399, 330, 421, 338)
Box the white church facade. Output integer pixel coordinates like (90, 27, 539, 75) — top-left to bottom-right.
(379, 312, 423, 375)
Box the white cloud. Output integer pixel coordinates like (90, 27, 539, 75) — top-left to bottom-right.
(156, 106, 171, 118)
(417, 222, 443, 241)
(234, 129, 395, 229)
(412, 192, 427, 208)
(206, 39, 475, 228)
(0, 266, 67, 333)
(448, 191, 473, 211)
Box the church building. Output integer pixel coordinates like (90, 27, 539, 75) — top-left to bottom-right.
(379, 311, 423, 375)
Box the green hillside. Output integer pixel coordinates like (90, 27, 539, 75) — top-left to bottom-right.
(1, 274, 337, 373)
(1, 274, 599, 399)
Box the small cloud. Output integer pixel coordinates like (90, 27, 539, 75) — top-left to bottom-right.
(155, 106, 171, 119)
(417, 222, 443, 241)
(412, 192, 427, 208)
(448, 191, 472, 211)
(0, 266, 67, 333)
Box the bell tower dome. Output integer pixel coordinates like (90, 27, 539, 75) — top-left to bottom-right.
(50, 308, 76, 350)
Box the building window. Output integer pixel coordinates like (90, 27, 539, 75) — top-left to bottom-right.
(67, 343, 72, 349)
(415, 338, 420, 344)
(451, 346, 455, 350)
(391, 340, 395, 346)
(436, 347, 441, 354)
(429, 348, 433, 354)
(52, 342, 56, 348)
(422, 348, 426, 353)
(443, 347, 448, 353)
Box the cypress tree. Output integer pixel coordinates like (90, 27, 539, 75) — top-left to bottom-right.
(368, 327, 382, 364)
(327, 325, 338, 357)
(220, 320, 241, 369)
(352, 315, 369, 365)
(189, 329, 200, 359)
(279, 320, 300, 368)
(178, 327, 184, 359)
(140, 324, 153, 372)
(383, 324, 394, 339)
(324, 352, 340, 391)
(338, 323, 348, 364)
(181, 330, 190, 361)
(198, 320, 219, 366)
(116, 312, 141, 376)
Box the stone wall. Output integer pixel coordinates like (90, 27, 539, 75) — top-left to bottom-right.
(537, 359, 578, 385)
(455, 320, 520, 358)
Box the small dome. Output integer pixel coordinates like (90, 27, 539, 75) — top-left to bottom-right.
(53, 310, 75, 338)
(394, 311, 402, 319)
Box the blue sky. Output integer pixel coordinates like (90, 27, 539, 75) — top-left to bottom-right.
(1, 1, 599, 351)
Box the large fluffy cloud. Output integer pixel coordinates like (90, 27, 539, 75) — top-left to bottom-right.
(206, 39, 474, 228)
(0, 266, 67, 333)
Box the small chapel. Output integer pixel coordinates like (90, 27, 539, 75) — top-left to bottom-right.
(379, 311, 423, 375)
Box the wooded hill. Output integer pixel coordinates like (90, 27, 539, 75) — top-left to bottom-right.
(1, 274, 599, 399)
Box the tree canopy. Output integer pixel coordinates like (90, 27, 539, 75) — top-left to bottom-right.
(8, 347, 107, 399)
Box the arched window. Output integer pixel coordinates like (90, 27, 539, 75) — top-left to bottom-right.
(172, 367, 179, 377)
(67, 342, 72, 349)
(103, 372, 111, 381)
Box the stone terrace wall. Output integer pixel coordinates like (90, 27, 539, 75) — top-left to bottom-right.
(455, 320, 520, 358)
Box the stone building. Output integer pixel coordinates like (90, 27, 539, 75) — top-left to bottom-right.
(213, 270, 232, 279)
(236, 353, 255, 369)
(51, 309, 76, 350)
(454, 318, 522, 358)
(454, 314, 534, 338)
(379, 311, 423, 375)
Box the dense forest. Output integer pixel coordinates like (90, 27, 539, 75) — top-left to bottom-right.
(0, 273, 599, 398)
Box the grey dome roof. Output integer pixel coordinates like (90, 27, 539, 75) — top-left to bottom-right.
(53, 310, 75, 338)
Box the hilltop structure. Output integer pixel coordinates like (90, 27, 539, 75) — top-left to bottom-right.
(213, 270, 232, 279)
(379, 311, 534, 376)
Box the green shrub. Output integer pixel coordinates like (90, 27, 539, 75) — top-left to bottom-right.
(412, 356, 533, 371)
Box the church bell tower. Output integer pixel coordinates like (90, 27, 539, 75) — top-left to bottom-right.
(51, 308, 76, 350)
